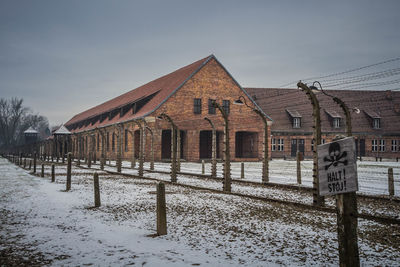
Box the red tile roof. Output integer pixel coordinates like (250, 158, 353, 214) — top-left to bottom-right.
(65, 55, 213, 133)
(244, 88, 400, 135)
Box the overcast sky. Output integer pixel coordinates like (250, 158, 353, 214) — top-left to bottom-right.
(1, 0, 399, 126)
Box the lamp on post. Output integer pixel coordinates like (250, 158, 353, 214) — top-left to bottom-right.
(211, 100, 231, 192)
(309, 81, 360, 267)
(234, 96, 270, 184)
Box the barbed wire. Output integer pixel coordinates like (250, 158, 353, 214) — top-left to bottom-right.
(277, 56, 400, 89)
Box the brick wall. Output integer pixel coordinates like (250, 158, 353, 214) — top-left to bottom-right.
(75, 58, 271, 163)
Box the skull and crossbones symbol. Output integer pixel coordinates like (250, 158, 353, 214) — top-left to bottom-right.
(324, 142, 348, 170)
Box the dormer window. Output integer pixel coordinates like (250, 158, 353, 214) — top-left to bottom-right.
(333, 118, 341, 128)
(325, 110, 341, 129)
(364, 110, 381, 129)
(286, 109, 301, 129)
(293, 117, 301, 128)
(373, 118, 381, 129)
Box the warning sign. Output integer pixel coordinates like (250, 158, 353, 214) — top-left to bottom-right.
(317, 137, 358, 196)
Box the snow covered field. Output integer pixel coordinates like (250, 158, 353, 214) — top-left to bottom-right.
(96, 158, 400, 197)
(1, 157, 400, 266)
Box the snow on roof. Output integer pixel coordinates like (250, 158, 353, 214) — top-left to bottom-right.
(54, 125, 71, 135)
(24, 127, 38, 134)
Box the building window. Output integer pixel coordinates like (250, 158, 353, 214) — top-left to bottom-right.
(278, 139, 284, 151)
(194, 98, 201, 114)
(392, 140, 399, 152)
(293, 117, 301, 128)
(125, 129, 129, 152)
(373, 118, 381, 129)
(222, 100, 230, 115)
(333, 118, 341, 128)
(208, 99, 216, 114)
(372, 139, 378, 152)
(271, 138, 276, 151)
(379, 139, 385, 152)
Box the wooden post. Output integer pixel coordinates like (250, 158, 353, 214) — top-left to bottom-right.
(297, 151, 302, 184)
(66, 152, 72, 191)
(24, 158, 26, 168)
(156, 182, 167, 236)
(33, 152, 37, 173)
(51, 164, 55, 182)
(29, 159, 32, 170)
(388, 167, 394, 196)
(325, 90, 359, 267)
(93, 172, 101, 207)
(41, 164, 44, 177)
(202, 160, 205, 175)
(241, 162, 245, 179)
(336, 193, 359, 267)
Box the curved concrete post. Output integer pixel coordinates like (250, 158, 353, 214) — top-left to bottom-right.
(297, 81, 324, 206)
(158, 113, 177, 183)
(212, 101, 231, 192)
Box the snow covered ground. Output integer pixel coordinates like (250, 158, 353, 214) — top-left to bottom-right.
(94, 158, 400, 197)
(1, 157, 400, 266)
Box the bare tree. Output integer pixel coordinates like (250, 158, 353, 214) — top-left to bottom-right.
(0, 97, 49, 148)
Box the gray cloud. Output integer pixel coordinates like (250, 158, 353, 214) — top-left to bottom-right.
(0, 0, 399, 125)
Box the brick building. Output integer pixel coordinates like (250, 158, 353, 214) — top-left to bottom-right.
(64, 55, 271, 162)
(245, 88, 400, 159)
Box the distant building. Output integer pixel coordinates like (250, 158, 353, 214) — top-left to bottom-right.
(24, 127, 38, 144)
(245, 88, 400, 159)
(63, 55, 269, 162)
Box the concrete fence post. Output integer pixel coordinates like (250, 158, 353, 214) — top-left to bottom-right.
(202, 160, 205, 175)
(88, 152, 92, 168)
(297, 151, 302, 185)
(33, 152, 37, 174)
(100, 157, 104, 170)
(51, 164, 55, 182)
(156, 182, 167, 236)
(93, 172, 101, 207)
(66, 152, 72, 191)
(388, 167, 394, 196)
(241, 162, 245, 179)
